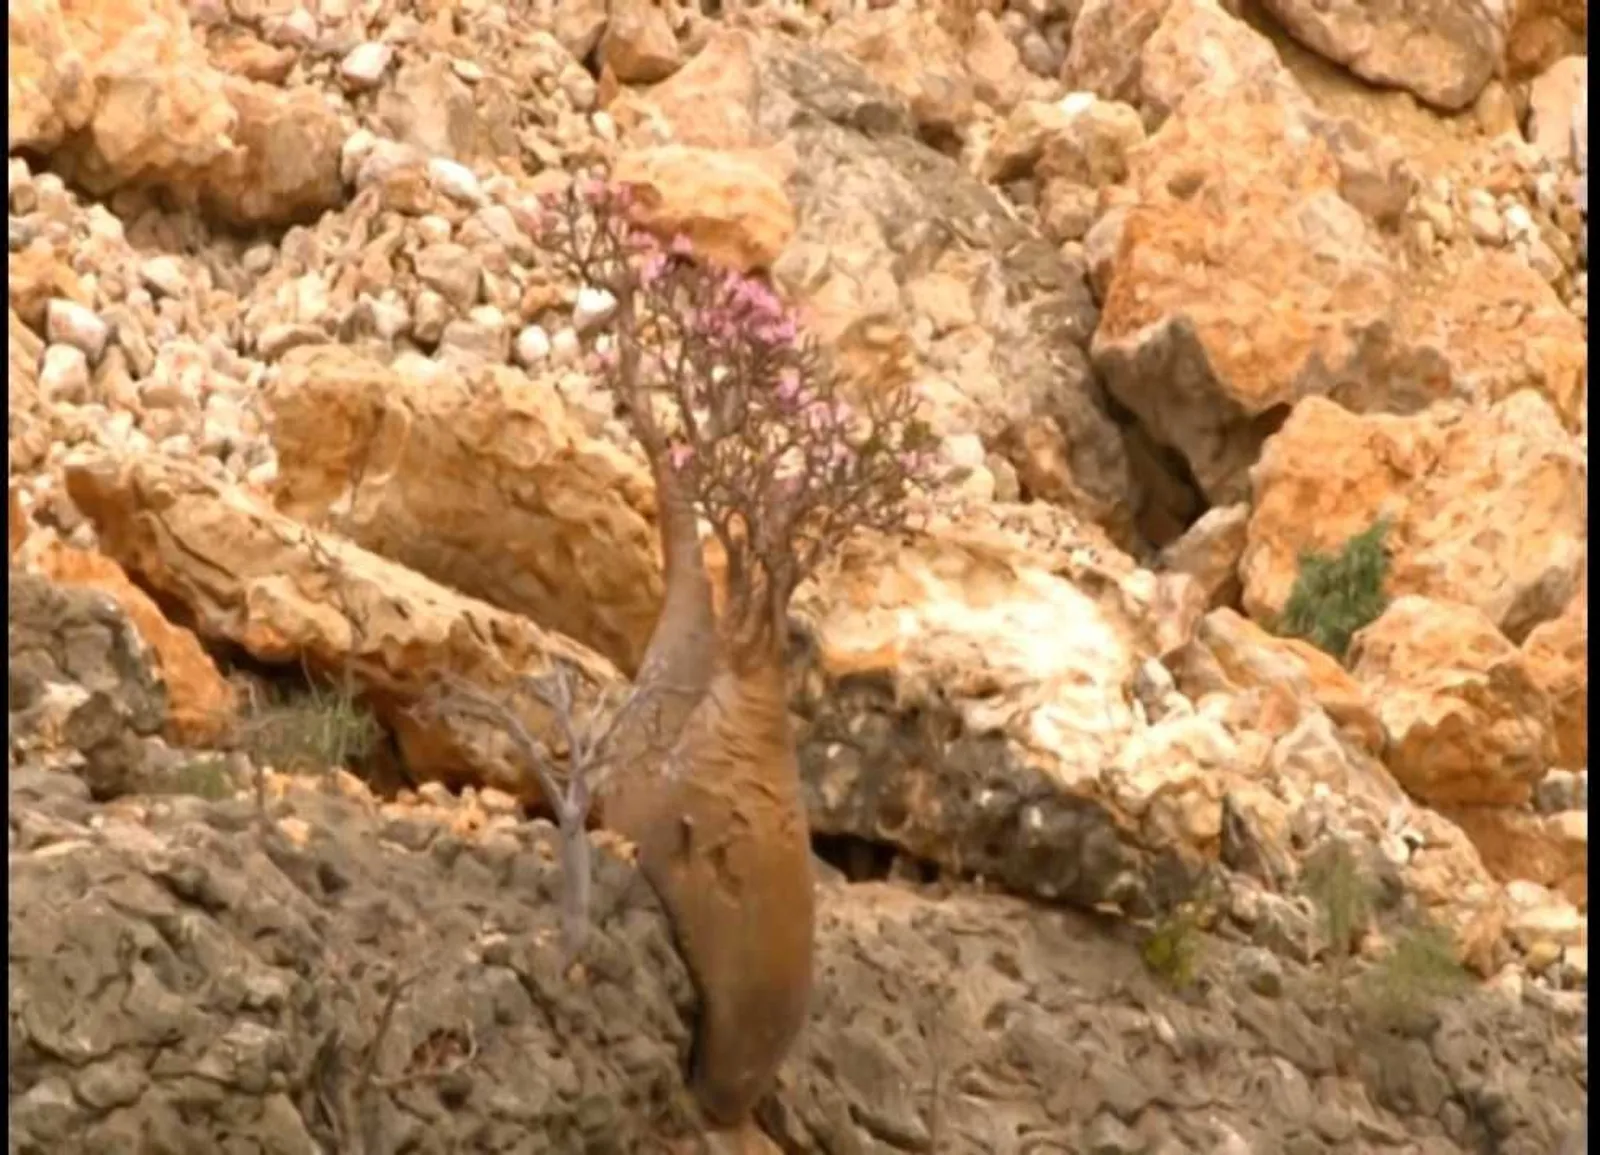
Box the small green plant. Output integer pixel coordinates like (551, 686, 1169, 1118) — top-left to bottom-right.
(1141, 904, 1204, 990)
(166, 756, 235, 800)
(234, 677, 381, 776)
(1277, 518, 1391, 660)
(1302, 839, 1378, 970)
(1354, 922, 1469, 1030)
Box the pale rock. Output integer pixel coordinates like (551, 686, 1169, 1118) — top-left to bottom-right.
(1140, 0, 1293, 124)
(339, 41, 393, 90)
(63, 451, 623, 804)
(437, 311, 510, 366)
(45, 300, 110, 363)
(964, 12, 1032, 112)
(1349, 596, 1557, 807)
(549, 327, 581, 366)
(1258, 0, 1510, 110)
(1527, 56, 1588, 167)
(40, 343, 91, 403)
(612, 146, 797, 273)
(1506, 892, 1587, 950)
(427, 158, 485, 207)
(552, 0, 610, 60)
(572, 286, 618, 334)
(1167, 608, 1384, 756)
(137, 257, 188, 301)
(1159, 504, 1247, 609)
(514, 325, 553, 366)
(599, 0, 683, 84)
(1244, 394, 1586, 642)
(413, 243, 481, 311)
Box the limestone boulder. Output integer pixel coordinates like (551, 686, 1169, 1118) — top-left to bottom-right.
(1258, 0, 1510, 111)
(1527, 56, 1588, 168)
(610, 29, 1133, 540)
(62, 452, 622, 806)
(1062, 0, 1173, 106)
(611, 146, 797, 274)
(1243, 393, 1587, 643)
(1349, 596, 1557, 808)
(28, 538, 236, 745)
(599, 0, 683, 86)
(265, 345, 663, 676)
(1158, 503, 1248, 610)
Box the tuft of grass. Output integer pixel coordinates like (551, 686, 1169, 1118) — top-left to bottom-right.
(1276, 518, 1391, 660)
(167, 756, 235, 801)
(233, 679, 381, 776)
(1354, 922, 1470, 1031)
(1141, 901, 1206, 991)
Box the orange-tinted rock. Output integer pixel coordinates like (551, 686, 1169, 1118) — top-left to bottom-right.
(1443, 805, 1587, 911)
(33, 540, 237, 745)
(1243, 392, 1586, 643)
(1349, 595, 1557, 807)
(1522, 580, 1587, 770)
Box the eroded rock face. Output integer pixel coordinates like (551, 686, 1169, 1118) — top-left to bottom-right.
(1243, 393, 1587, 643)
(1521, 580, 1587, 770)
(266, 344, 662, 676)
(8, 771, 702, 1152)
(1259, 0, 1510, 111)
(62, 451, 623, 804)
(1350, 595, 1557, 808)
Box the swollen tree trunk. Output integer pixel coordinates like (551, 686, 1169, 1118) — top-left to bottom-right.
(598, 457, 717, 836)
(627, 653, 816, 1127)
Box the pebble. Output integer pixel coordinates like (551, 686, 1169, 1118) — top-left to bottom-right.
(339, 41, 393, 90)
(139, 256, 189, 298)
(40, 344, 92, 403)
(549, 327, 581, 365)
(428, 158, 486, 207)
(1466, 203, 1504, 244)
(572, 285, 617, 333)
(514, 324, 553, 366)
(45, 300, 110, 363)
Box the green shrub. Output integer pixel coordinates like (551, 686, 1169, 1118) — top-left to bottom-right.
(1302, 839, 1378, 964)
(1277, 518, 1391, 659)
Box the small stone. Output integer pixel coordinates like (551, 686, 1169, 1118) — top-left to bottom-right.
(549, 327, 581, 365)
(45, 300, 110, 363)
(412, 291, 450, 345)
(40, 344, 92, 403)
(427, 157, 485, 207)
(1524, 939, 1563, 973)
(264, 7, 317, 47)
(255, 323, 328, 361)
(514, 324, 552, 366)
(1084, 1110, 1145, 1155)
(1239, 947, 1285, 997)
(1466, 203, 1505, 243)
(414, 243, 481, 310)
(339, 41, 393, 90)
(572, 285, 617, 333)
(138, 257, 189, 299)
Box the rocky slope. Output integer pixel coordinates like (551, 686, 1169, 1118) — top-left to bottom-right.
(7, 0, 1588, 1149)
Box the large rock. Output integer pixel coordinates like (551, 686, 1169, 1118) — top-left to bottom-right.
(1349, 596, 1557, 808)
(609, 28, 1135, 541)
(9, 0, 343, 227)
(1063, 0, 1173, 106)
(818, 8, 978, 144)
(62, 452, 622, 804)
(1443, 805, 1587, 910)
(1258, 0, 1510, 111)
(789, 518, 1185, 914)
(1505, 0, 1586, 78)
(612, 145, 798, 274)
(1243, 393, 1587, 643)
(265, 345, 662, 676)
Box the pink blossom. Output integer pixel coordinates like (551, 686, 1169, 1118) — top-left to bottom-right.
(775, 369, 802, 407)
(670, 234, 694, 256)
(641, 253, 669, 286)
(581, 178, 608, 205)
(668, 442, 695, 471)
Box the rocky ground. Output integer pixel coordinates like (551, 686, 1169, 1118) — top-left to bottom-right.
(6, 0, 1589, 1150)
